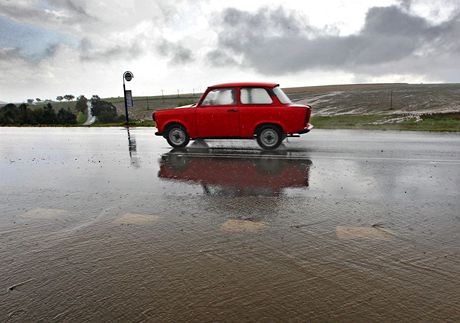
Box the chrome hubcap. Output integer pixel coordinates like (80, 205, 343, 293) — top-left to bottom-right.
(261, 129, 279, 147)
(169, 128, 186, 145)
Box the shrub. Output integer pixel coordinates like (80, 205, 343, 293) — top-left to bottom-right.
(57, 108, 77, 124)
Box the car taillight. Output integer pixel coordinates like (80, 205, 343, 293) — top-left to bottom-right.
(304, 105, 312, 126)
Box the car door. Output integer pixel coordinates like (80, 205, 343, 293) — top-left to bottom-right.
(196, 87, 240, 138)
(238, 87, 278, 137)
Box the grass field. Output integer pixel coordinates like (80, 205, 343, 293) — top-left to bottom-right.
(311, 112, 460, 132)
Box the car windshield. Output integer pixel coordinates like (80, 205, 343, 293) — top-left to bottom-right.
(273, 86, 292, 104)
(201, 88, 236, 106)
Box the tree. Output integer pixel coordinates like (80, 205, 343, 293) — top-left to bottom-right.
(57, 108, 77, 124)
(17, 104, 29, 124)
(75, 95, 88, 113)
(0, 103, 29, 125)
(91, 100, 118, 123)
(35, 98, 41, 102)
(30, 108, 44, 124)
(64, 94, 75, 101)
(91, 94, 100, 102)
(27, 99, 34, 104)
(56, 96, 63, 102)
(0, 104, 19, 124)
(42, 103, 57, 124)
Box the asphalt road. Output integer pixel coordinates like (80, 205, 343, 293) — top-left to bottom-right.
(1, 127, 459, 322)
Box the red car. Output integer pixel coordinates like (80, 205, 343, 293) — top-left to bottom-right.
(153, 82, 313, 149)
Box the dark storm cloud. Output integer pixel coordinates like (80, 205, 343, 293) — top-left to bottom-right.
(208, 5, 460, 79)
(78, 38, 143, 61)
(80, 37, 195, 64)
(156, 39, 194, 64)
(0, 48, 21, 61)
(207, 49, 237, 66)
(62, 0, 91, 19)
(220, 6, 309, 36)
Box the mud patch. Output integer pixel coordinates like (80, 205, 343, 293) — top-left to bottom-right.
(220, 219, 266, 233)
(113, 213, 160, 225)
(336, 226, 393, 240)
(19, 208, 68, 219)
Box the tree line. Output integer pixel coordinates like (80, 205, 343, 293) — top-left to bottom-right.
(0, 103, 77, 125)
(27, 95, 76, 104)
(0, 95, 124, 125)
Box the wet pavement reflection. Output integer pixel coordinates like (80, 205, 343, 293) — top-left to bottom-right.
(158, 146, 312, 196)
(0, 127, 459, 322)
(126, 127, 140, 168)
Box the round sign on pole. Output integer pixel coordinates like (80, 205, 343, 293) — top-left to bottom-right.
(124, 71, 133, 82)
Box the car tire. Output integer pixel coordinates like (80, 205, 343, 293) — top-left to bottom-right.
(256, 125, 282, 150)
(165, 124, 190, 148)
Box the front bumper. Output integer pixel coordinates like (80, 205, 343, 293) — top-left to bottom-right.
(155, 131, 162, 136)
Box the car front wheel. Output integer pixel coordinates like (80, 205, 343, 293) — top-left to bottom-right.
(165, 125, 190, 148)
(257, 125, 282, 150)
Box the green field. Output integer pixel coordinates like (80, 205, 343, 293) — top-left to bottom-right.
(312, 112, 460, 132)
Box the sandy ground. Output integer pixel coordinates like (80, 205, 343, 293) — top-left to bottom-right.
(0, 128, 459, 322)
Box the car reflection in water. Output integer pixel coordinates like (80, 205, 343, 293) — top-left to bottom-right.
(158, 143, 312, 197)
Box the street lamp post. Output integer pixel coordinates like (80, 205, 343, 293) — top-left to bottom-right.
(123, 71, 134, 124)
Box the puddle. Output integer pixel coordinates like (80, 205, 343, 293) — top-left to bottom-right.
(19, 208, 68, 219)
(220, 219, 266, 233)
(113, 213, 160, 225)
(336, 226, 393, 240)
(2, 128, 459, 321)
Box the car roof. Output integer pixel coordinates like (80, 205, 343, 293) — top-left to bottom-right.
(209, 82, 279, 89)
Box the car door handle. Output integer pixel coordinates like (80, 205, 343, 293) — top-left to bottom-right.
(227, 109, 238, 112)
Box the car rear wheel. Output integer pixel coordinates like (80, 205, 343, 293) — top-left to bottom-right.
(257, 125, 282, 150)
(165, 125, 190, 148)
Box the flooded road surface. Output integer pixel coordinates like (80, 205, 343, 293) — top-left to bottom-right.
(1, 128, 459, 322)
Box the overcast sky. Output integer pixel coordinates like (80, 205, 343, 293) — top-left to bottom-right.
(0, 0, 459, 102)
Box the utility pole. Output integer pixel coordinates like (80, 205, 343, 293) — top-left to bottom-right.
(161, 89, 164, 102)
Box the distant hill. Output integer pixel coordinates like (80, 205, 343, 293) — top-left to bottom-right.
(284, 83, 460, 116)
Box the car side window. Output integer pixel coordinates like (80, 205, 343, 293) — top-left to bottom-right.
(240, 88, 273, 104)
(201, 88, 236, 106)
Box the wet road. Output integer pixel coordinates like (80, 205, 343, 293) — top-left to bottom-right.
(1, 127, 459, 322)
